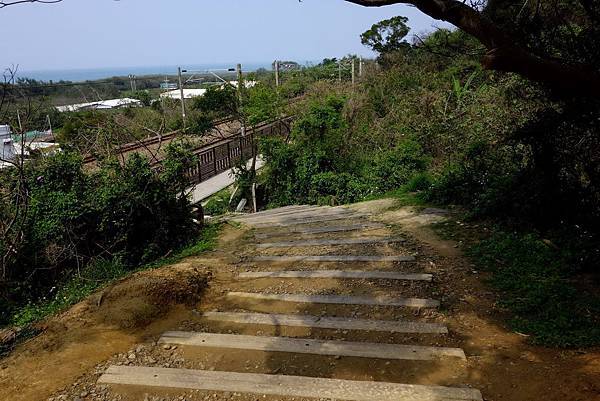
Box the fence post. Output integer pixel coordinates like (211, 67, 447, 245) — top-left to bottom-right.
(226, 141, 231, 169)
(197, 159, 202, 183)
(213, 148, 217, 175)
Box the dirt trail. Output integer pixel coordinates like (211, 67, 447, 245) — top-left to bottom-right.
(1, 200, 598, 401)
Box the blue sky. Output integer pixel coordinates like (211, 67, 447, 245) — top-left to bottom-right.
(0, 0, 448, 72)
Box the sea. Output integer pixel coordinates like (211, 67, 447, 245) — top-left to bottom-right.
(16, 62, 276, 82)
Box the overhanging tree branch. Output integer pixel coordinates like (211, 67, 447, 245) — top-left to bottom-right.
(344, 0, 600, 95)
(0, 0, 62, 8)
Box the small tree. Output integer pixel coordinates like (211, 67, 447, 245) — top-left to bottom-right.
(361, 16, 411, 55)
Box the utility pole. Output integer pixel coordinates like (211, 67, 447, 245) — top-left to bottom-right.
(351, 58, 356, 86)
(236, 64, 245, 136)
(178, 67, 186, 127)
(128, 74, 135, 92)
(338, 60, 342, 83)
(274, 60, 280, 88)
(236, 63, 243, 102)
(46, 114, 53, 136)
(359, 56, 363, 78)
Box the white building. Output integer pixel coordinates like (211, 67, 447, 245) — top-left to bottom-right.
(1, 125, 15, 163)
(56, 97, 142, 113)
(1, 125, 60, 169)
(160, 89, 207, 100)
(160, 81, 258, 101)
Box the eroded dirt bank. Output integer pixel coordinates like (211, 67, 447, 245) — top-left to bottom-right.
(0, 227, 245, 401)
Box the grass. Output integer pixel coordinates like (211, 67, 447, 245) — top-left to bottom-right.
(433, 219, 600, 348)
(203, 188, 233, 216)
(7, 223, 222, 329)
(363, 188, 428, 207)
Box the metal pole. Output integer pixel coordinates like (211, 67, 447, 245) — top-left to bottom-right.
(46, 114, 53, 136)
(178, 67, 186, 127)
(359, 57, 363, 77)
(275, 60, 280, 87)
(352, 58, 356, 86)
(236, 63, 246, 136)
(338, 61, 342, 83)
(236, 63, 243, 103)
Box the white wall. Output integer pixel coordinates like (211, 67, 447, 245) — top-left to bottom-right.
(0, 125, 15, 162)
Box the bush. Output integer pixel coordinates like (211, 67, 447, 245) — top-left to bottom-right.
(366, 140, 430, 193)
(1, 147, 198, 323)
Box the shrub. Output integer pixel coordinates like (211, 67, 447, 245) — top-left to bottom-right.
(366, 140, 430, 192)
(1, 147, 197, 321)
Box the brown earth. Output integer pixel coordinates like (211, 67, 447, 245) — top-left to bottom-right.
(0, 200, 598, 401)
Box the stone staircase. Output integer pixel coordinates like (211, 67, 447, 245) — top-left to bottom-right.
(97, 205, 483, 401)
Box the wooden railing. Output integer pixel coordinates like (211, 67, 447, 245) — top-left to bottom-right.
(183, 117, 292, 185)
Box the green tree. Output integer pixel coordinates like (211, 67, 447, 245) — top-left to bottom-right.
(361, 16, 411, 55)
(346, 0, 600, 95)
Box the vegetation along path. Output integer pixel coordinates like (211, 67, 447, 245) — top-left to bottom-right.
(1, 200, 598, 401)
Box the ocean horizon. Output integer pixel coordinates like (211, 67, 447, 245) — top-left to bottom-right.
(15, 62, 282, 82)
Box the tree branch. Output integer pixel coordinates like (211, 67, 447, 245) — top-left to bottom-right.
(0, 0, 62, 8)
(344, 0, 600, 95)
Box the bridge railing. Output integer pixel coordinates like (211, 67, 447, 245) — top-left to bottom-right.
(183, 117, 292, 185)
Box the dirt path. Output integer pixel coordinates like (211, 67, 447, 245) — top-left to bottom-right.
(1, 200, 598, 401)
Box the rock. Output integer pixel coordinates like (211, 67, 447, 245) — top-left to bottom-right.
(162, 344, 172, 350)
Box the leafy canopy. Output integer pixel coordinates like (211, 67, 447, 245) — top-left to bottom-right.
(361, 16, 411, 55)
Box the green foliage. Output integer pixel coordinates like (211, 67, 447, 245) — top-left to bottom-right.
(186, 113, 215, 136)
(361, 16, 411, 55)
(125, 90, 153, 106)
(468, 231, 600, 347)
(365, 140, 430, 193)
(244, 84, 280, 126)
(11, 258, 128, 327)
(7, 223, 221, 329)
(203, 189, 232, 216)
(192, 85, 238, 119)
(259, 93, 429, 207)
(1, 148, 199, 326)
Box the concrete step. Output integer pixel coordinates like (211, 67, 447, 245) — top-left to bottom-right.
(256, 237, 404, 248)
(233, 205, 329, 219)
(201, 311, 448, 334)
(238, 208, 354, 223)
(238, 270, 432, 281)
(251, 213, 370, 228)
(98, 366, 484, 401)
(158, 332, 466, 361)
(227, 292, 440, 308)
(253, 255, 416, 263)
(254, 223, 386, 238)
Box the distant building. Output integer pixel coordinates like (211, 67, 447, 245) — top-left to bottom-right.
(160, 82, 178, 90)
(56, 98, 142, 113)
(1, 125, 15, 164)
(160, 81, 257, 100)
(228, 80, 257, 89)
(1, 124, 60, 169)
(273, 61, 301, 71)
(160, 89, 207, 100)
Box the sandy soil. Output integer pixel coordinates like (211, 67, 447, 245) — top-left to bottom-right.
(1, 200, 598, 401)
